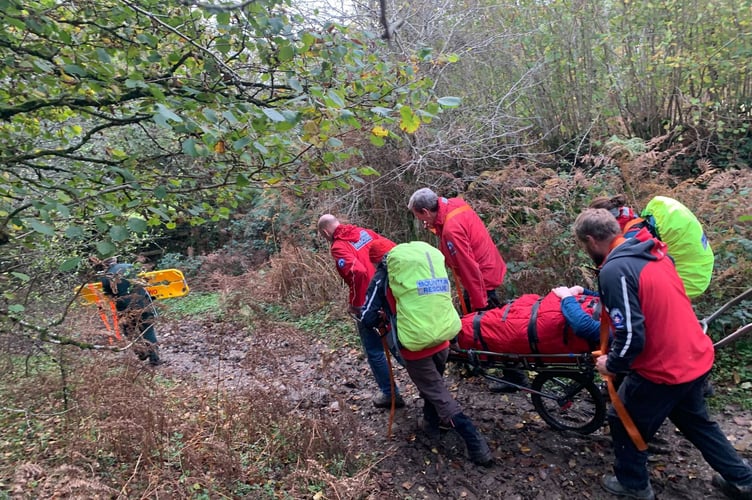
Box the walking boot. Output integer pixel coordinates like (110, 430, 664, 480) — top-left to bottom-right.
(450, 412, 493, 466)
(419, 402, 442, 442)
(147, 344, 163, 366)
(712, 474, 752, 500)
(489, 369, 531, 393)
(372, 392, 405, 409)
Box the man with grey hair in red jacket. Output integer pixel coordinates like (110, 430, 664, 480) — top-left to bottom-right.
(408, 187, 528, 392)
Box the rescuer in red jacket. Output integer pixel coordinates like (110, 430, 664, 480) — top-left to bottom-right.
(575, 208, 752, 500)
(407, 188, 528, 392)
(317, 214, 404, 409)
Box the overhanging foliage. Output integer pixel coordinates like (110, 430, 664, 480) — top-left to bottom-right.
(0, 0, 453, 271)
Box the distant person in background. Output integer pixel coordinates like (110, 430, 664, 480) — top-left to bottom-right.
(317, 214, 404, 409)
(574, 208, 752, 500)
(90, 256, 162, 366)
(589, 194, 647, 237)
(407, 187, 528, 392)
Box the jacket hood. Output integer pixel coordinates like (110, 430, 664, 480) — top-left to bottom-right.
(605, 231, 668, 265)
(332, 224, 362, 242)
(369, 237, 397, 264)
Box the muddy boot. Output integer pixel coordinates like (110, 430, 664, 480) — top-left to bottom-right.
(147, 344, 163, 366)
(450, 412, 493, 466)
(420, 402, 442, 442)
(489, 369, 530, 393)
(132, 341, 150, 361)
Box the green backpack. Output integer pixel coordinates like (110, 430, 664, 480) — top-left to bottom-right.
(641, 196, 714, 298)
(386, 241, 461, 351)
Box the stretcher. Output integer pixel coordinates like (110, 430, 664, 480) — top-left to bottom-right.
(447, 287, 752, 436)
(74, 268, 190, 303)
(74, 268, 189, 344)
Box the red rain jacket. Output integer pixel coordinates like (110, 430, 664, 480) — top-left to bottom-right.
(600, 228, 714, 384)
(330, 224, 386, 308)
(433, 197, 506, 310)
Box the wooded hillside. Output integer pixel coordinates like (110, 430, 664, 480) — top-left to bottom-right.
(1, 1, 751, 497)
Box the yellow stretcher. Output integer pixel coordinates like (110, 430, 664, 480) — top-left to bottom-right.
(75, 268, 190, 303)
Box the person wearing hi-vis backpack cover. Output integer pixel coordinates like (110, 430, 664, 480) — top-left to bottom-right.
(360, 240, 493, 467)
(589, 194, 714, 298)
(407, 187, 529, 393)
(574, 208, 752, 500)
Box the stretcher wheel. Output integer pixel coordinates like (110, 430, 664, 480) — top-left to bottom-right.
(530, 371, 606, 434)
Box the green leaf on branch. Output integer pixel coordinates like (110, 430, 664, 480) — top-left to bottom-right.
(325, 90, 345, 108)
(154, 104, 183, 127)
(437, 96, 462, 108)
(29, 219, 55, 236)
(399, 106, 421, 133)
(357, 166, 380, 176)
(110, 225, 129, 242)
(262, 108, 286, 122)
(127, 217, 148, 233)
(288, 77, 303, 92)
(371, 107, 393, 117)
(11, 272, 30, 282)
(278, 44, 295, 62)
(96, 240, 116, 256)
(59, 257, 81, 272)
(182, 139, 197, 156)
(253, 141, 269, 154)
(64, 226, 85, 239)
(236, 173, 249, 187)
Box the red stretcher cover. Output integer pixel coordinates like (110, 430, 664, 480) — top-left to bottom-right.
(456, 292, 599, 356)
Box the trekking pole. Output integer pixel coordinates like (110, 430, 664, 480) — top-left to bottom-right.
(714, 323, 752, 350)
(351, 311, 397, 439)
(378, 328, 397, 440)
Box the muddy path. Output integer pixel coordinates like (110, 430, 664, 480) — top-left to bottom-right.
(156, 316, 751, 499)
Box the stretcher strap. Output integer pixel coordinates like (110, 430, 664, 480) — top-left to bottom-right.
(501, 301, 513, 321)
(596, 306, 647, 451)
(527, 297, 542, 354)
(472, 310, 490, 351)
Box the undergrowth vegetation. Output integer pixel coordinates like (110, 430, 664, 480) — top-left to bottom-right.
(1, 139, 751, 497)
(0, 319, 372, 498)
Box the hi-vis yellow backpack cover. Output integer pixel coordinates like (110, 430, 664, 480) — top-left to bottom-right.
(642, 196, 714, 298)
(386, 241, 461, 351)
